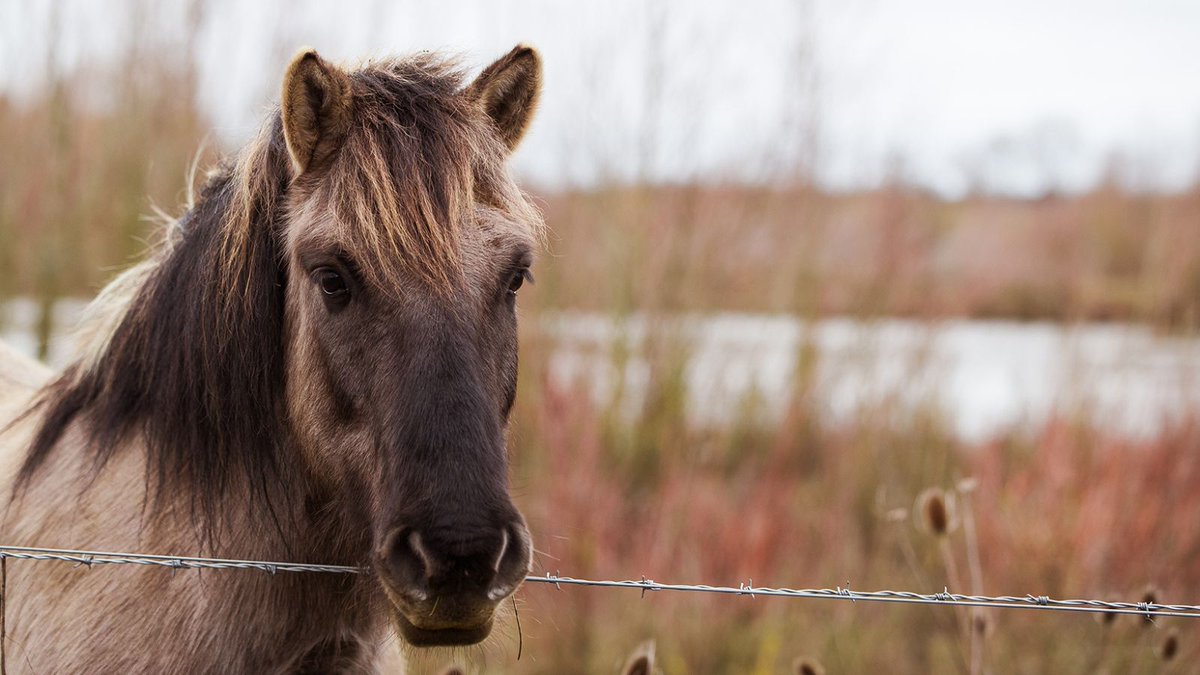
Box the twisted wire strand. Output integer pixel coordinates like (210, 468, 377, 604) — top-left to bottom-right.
(1, 545, 1197, 619)
(0, 545, 359, 574)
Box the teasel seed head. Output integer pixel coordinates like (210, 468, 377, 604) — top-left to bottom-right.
(1159, 627, 1179, 662)
(915, 487, 957, 536)
(793, 657, 826, 675)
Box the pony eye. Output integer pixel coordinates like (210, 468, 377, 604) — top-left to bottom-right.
(507, 268, 531, 296)
(313, 267, 350, 309)
(318, 269, 348, 296)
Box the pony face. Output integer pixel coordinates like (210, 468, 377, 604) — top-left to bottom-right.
(280, 47, 542, 646)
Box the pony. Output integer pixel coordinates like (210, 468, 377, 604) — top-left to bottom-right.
(0, 44, 544, 672)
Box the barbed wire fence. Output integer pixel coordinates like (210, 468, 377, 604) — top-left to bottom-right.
(1, 544, 1198, 621)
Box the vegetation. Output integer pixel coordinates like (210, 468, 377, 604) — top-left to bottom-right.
(501, 325, 1197, 672)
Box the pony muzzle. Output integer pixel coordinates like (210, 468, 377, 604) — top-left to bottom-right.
(376, 517, 532, 646)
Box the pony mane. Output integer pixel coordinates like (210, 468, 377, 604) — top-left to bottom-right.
(17, 52, 533, 529)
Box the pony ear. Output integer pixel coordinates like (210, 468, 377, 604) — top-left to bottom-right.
(466, 44, 542, 152)
(281, 48, 353, 175)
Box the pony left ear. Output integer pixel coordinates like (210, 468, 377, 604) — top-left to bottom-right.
(281, 48, 354, 176)
(466, 44, 542, 152)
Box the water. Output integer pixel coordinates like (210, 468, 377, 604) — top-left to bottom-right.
(5, 300, 1200, 441)
(1, 298, 89, 366)
(543, 313, 1200, 440)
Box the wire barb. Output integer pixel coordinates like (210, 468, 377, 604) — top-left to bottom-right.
(0, 545, 1197, 620)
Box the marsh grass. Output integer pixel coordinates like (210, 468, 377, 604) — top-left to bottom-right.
(501, 312, 1200, 673)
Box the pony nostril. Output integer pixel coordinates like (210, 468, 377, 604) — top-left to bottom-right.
(492, 527, 510, 574)
(406, 530, 435, 578)
(487, 522, 532, 601)
(382, 528, 433, 600)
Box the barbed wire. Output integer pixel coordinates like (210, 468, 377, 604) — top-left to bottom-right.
(0, 545, 359, 575)
(0, 545, 1197, 620)
(529, 574, 1200, 620)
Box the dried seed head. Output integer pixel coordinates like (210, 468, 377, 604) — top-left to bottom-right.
(1141, 585, 1159, 627)
(621, 640, 656, 675)
(972, 608, 991, 636)
(915, 488, 957, 536)
(793, 657, 826, 675)
(1159, 628, 1179, 662)
(1094, 593, 1119, 627)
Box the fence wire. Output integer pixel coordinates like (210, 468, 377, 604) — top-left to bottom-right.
(1, 544, 1198, 620)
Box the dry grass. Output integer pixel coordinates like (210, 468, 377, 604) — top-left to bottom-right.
(502, 333, 1199, 673)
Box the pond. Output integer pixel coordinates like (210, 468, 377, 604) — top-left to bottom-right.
(6, 299, 1200, 440)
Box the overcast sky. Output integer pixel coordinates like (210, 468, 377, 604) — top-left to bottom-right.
(4, 0, 1199, 197)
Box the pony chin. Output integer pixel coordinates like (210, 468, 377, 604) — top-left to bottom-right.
(379, 576, 501, 647)
(391, 611, 496, 647)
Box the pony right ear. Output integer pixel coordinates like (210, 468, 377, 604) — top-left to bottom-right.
(466, 44, 542, 152)
(281, 48, 353, 176)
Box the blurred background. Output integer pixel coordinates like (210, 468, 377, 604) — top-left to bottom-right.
(2, 0, 1199, 672)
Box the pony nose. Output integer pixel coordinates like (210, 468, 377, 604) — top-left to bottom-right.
(382, 519, 531, 603)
